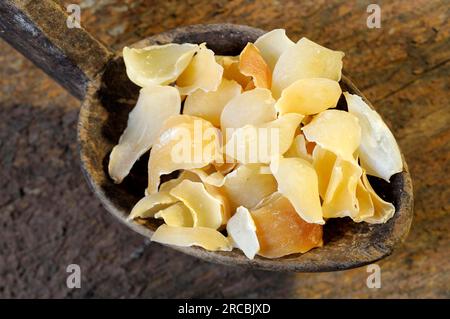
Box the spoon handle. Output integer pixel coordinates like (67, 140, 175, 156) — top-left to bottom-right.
(0, 0, 113, 100)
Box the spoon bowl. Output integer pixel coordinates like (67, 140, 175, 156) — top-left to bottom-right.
(77, 24, 413, 272)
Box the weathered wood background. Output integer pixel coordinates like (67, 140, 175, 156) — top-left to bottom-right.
(0, 0, 448, 298)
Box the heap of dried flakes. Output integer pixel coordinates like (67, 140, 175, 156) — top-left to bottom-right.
(108, 29, 403, 259)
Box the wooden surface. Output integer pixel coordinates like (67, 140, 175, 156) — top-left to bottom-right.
(0, 0, 448, 298)
(0, 0, 112, 99)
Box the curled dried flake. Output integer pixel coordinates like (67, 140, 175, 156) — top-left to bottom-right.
(215, 55, 232, 63)
(158, 170, 201, 193)
(275, 78, 342, 115)
(284, 134, 312, 163)
(183, 79, 241, 127)
(321, 158, 362, 219)
(154, 202, 194, 227)
(128, 192, 178, 220)
(151, 225, 232, 251)
(272, 37, 344, 98)
(254, 29, 295, 71)
(188, 166, 226, 187)
(270, 157, 324, 224)
(226, 206, 260, 259)
(302, 110, 361, 162)
(223, 164, 277, 212)
(250, 195, 323, 258)
(239, 43, 272, 89)
(213, 161, 237, 175)
(220, 88, 277, 133)
(253, 191, 283, 210)
(169, 179, 223, 229)
(186, 168, 231, 223)
(176, 44, 223, 95)
(109, 85, 181, 183)
(217, 55, 252, 89)
(225, 113, 303, 164)
(147, 115, 221, 194)
(312, 146, 337, 198)
(361, 173, 395, 224)
(306, 141, 316, 155)
(354, 178, 375, 222)
(123, 43, 198, 87)
(302, 115, 314, 126)
(244, 80, 256, 91)
(215, 55, 239, 67)
(205, 184, 231, 225)
(344, 92, 403, 181)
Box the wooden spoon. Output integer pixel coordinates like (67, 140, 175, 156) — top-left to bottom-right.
(0, 1, 413, 272)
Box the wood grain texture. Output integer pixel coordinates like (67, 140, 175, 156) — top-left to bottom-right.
(0, 0, 113, 99)
(0, 0, 448, 297)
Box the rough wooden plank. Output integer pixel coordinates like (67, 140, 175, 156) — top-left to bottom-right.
(0, 0, 112, 99)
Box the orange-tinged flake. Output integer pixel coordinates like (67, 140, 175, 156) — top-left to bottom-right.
(244, 80, 256, 91)
(306, 141, 316, 155)
(218, 56, 252, 89)
(213, 161, 236, 175)
(239, 43, 272, 89)
(250, 194, 323, 258)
